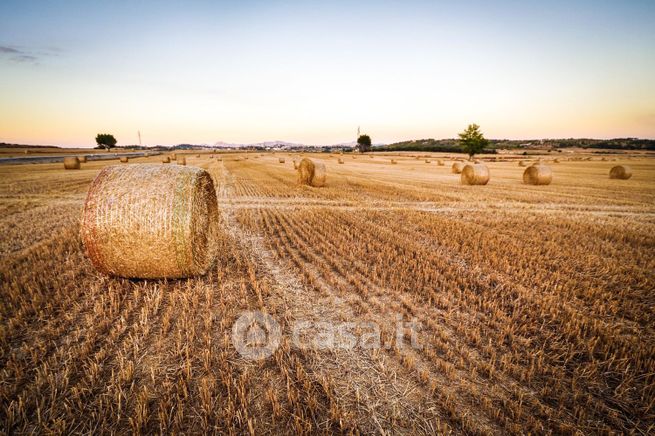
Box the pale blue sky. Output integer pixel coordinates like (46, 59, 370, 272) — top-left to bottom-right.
(1, 0, 654, 146)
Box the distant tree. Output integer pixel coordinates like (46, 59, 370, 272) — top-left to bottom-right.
(458, 124, 488, 159)
(95, 133, 117, 150)
(357, 134, 372, 153)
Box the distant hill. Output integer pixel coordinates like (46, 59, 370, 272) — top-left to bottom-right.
(378, 137, 655, 153)
(376, 139, 483, 154)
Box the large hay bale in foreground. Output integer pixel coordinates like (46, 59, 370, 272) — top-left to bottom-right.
(162, 156, 171, 163)
(451, 162, 465, 174)
(279, 158, 285, 163)
(80, 164, 219, 279)
(79, 156, 87, 163)
(297, 158, 326, 187)
(609, 165, 632, 180)
(460, 164, 490, 185)
(178, 157, 186, 165)
(120, 157, 129, 163)
(64, 157, 80, 170)
(523, 165, 552, 185)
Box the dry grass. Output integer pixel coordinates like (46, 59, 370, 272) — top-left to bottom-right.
(80, 164, 219, 279)
(452, 162, 464, 173)
(610, 165, 632, 180)
(1, 151, 654, 434)
(460, 163, 490, 185)
(523, 164, 553, 185)
(63, 157, 80, 170)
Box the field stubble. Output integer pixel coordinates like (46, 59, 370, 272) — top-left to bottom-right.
(1, 152, 654, 434)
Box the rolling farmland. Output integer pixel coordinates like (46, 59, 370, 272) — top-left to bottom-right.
(1, 152, 654, 434)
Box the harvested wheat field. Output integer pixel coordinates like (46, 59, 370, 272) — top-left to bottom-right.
(1, 152, 654, 434)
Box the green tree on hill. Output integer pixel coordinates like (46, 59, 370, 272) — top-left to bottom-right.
(95, 133, 117, 150)
(357, 134, 372, 153)
(458, 124, 488, 159)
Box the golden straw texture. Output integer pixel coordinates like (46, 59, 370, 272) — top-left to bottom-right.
(609, 165, 632, 180)
(297, 158, 326, 187)
(80, 164, 219, 279)
(523, 165, 553, 185)
(64, 157, 80, 170)
(451, 162, 465, 173)
(461, 164, 490, 185)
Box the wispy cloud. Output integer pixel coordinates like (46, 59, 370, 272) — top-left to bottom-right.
(0, 45, 59, 65)
(0, 46, 21, 54)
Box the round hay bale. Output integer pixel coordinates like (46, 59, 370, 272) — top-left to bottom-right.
(338, 158, 344, 164)
(460, 164, 490, 185)
(297, 158, 326, 187)
(518, 160, 527, 167)
(178, 157, 186, 165)
(171, 153, 177, 161)
(80, 164, 219, 279)
(120, 157, 129, 163)
(279, 158, 285, 163)
(437, 160, 444, 166)
(162, 156, 171, 163)
(523, 165, 552, 185)
(609, 165, 632, 180)
(24, 149, 29, 154)
(391, 159, 397, 164)
(451, 162, 465, 174)
(196, 154, 201, 158)
(79, 156, 87, 163)
(64, 156, 80, 170)
(553, 158, 560, 163)
(370, 155, 374, 159)
(425, 159, 431, 163)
